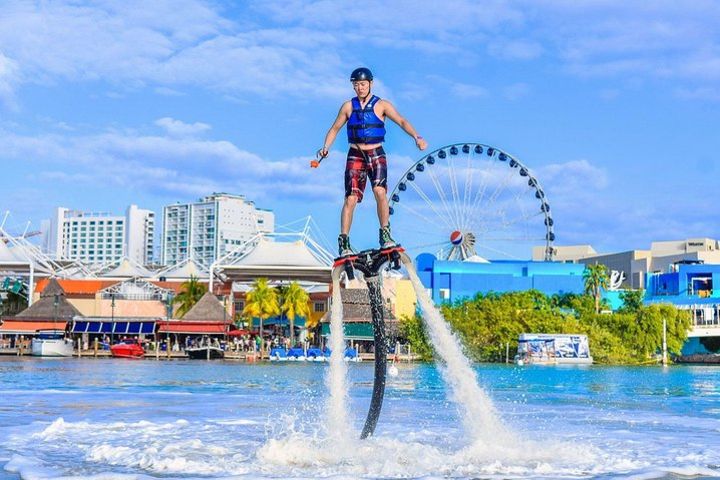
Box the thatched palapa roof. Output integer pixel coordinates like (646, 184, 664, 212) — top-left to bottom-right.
(180, 292, 229, 322)
(15, 278, 83, 320)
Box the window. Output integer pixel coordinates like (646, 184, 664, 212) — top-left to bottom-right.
(314, 302, 326, 313)
(439, 288, 450, 300)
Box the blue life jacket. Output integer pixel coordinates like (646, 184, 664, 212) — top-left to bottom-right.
(347, 95, 385, 144)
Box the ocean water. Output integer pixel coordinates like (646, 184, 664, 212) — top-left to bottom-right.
(1, 357, 719, 479)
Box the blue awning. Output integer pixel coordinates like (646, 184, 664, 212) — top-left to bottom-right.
(71, 320, 156, 334)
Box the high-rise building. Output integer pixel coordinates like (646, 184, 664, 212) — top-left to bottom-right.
(161, 193, 274, 267)
(43, 205, 155, 265)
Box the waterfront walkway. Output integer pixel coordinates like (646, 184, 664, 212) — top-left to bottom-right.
(0, 346, 419, 362)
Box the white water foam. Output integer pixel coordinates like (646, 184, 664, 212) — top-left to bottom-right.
(6, 407, 720, 478)
(256, 431, 606, 478)
(324, 273, 351, 441)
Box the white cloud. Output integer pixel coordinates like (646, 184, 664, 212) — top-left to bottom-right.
(154, 87, 185, 96)
(1, 0, 718, 106)
(533, 157, 720, 250)
(155, 117, 211, 137)
(676, 87, 720, 101)
(0, 51, 20, 108)
(488, 40, 544, 60)
(0, 127, 345, 204)
(450, 82, 488, 99)
(539, 159, 608, 192)
(502, 83, 530, 101)
(257, 0, 523, 36)
(0, 1, 347, 101)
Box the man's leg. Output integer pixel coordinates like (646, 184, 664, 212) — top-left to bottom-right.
(368, 146, 394, 248)
(339, 147, 367, 255)
(341, 194, 359, 235)
(373, 186, 396, 247)
(372, 186, 389, 228)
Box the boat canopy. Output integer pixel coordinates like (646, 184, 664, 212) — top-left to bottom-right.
(71, 320, 155, 335)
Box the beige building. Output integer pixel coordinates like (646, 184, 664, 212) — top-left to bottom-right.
(536, 238, 720, 289)
(31, 278, 184, 318)
(344, 272, 418, 322)
(533, 245, 597, 263)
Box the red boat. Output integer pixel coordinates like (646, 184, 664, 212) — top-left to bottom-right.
(111, 338, 145, 359)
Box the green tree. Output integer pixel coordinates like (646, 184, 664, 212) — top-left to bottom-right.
(280, 281, 311, 345)
(398, 313, 433, 361)
(583, 263, 609, 314)
(0, 290, 25, 317)
(243, 278, 280, 356)
(655, 303, 692, 356)
(396, 288, 692, 365)
(618, 289, 644, 313)
(173, 275, 207, 318)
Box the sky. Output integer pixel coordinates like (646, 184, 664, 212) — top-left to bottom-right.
(0, 0, 719, 258)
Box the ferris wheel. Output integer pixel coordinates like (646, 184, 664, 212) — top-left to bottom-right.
(388, 143, 555, 261)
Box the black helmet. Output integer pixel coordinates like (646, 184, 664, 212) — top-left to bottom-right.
(350, 67, 373, 82)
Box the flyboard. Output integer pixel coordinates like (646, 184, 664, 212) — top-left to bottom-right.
(313, 151, 408, 439)
(332, 245, 406, 439)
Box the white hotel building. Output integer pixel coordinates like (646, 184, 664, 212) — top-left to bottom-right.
(161, 193, 274, 267)
(43, 205, 155, 265)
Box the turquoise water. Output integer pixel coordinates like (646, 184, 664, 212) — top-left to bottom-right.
(1, 357, 719, 479)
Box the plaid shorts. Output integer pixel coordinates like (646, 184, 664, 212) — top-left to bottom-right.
(344, 146, 387, 203)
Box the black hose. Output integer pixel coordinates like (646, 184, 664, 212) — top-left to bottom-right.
(360, 278, 387, 439)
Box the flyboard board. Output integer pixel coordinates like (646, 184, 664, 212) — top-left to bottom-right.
(331, 244, 405, 439)
(313, 149, 407, 438)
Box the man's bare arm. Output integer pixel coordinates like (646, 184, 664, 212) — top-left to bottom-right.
(381, 101, 427, 150)
(318, 102, 351, 157)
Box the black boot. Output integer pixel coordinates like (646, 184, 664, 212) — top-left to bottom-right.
(338, 234, 355, 257)
(379, 224, 396, 249)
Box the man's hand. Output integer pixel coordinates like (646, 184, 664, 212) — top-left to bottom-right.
(317, 147, 329, 158)
(415, 137, 428, 151)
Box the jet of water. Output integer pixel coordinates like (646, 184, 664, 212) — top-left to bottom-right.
(402, 254, 515, 447)
(324, 272, 352, 441)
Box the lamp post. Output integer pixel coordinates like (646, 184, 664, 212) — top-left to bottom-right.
(165, 291, 175, 320)
(662, 316, 668, 367)
(53, 293, 59, 328)
(110, 293, 116, 345)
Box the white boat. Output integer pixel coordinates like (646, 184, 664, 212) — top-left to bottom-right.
(186, 344, 224, 360)
(31, 330, 74, 357)
(515, 333, 593, 365)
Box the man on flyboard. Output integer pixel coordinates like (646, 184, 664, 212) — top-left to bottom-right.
(316, 67, 428, 257)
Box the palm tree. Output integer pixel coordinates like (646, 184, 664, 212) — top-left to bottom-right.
(173, 275, 207, 318)
(583, 263, 609, 314)
(280, 282, 311, 346)
(242, 278, 280, 356)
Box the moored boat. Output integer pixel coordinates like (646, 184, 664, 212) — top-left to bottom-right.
(186, 337, 224, 359)
(515, 333, 593, 365)
(269, 347, 288, 361)
(111, 338, 145, 359)
(186, 345, 224, 359)
(31, 330, 74, 357)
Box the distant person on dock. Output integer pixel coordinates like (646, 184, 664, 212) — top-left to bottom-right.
(317, 67, 428, 256)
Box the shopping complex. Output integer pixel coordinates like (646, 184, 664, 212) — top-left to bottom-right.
(1, 187, 719, 359)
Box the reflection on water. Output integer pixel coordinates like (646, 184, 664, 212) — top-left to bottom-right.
(0, 358, 718, 479)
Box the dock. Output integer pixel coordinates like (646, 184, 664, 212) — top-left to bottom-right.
(1, 347, 421, 362)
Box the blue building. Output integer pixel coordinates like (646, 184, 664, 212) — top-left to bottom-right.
(645, 262, 720, 355)
(415, 253, 585, 304)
